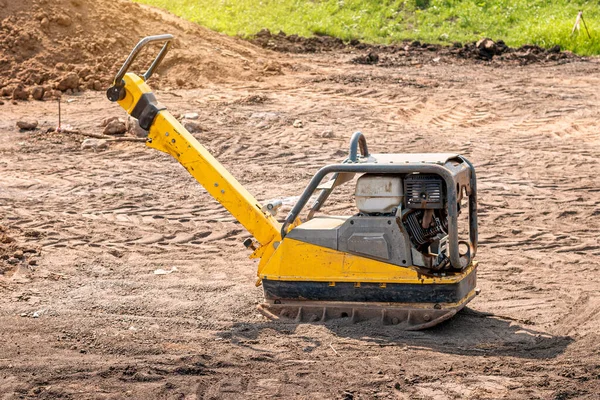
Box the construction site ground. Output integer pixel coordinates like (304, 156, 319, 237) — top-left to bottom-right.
(1, 10, 600, 399)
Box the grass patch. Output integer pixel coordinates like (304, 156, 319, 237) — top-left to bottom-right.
(135, 0, 600, 55)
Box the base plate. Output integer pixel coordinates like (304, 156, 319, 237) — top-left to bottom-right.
(257, 289, 478, 330)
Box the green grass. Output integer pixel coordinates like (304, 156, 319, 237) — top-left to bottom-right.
(135, 0, 600, 55)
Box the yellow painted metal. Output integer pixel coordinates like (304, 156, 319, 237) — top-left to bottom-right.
(116, 73, 281, 247)
(116, 73, 152, 114)
(114, 72, 475, 291)
(259, 238, 477, 284)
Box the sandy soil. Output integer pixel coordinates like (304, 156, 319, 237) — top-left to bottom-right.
(1, 43, 600, 399)
(0, 0, 272, 99)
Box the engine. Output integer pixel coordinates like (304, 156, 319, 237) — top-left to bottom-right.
(285, 153, 474, 274)
(354, 173, 456, 271)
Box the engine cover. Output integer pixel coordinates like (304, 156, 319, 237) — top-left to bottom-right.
(404, 174, 444, 209)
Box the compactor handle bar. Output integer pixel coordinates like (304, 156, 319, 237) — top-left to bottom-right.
(107, 34, 174, 102)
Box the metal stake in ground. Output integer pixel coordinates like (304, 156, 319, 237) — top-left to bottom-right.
(581, 12, 592, 39)
(57, 97, 61, 132)
(572, 11, 592, 39)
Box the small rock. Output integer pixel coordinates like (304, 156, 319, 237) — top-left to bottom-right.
(103, 119, 127, 135)
(127, 118, 147, 138)
(81, 138, 109, 151)
(263, 60, 282, 73)
(154, 266, 178, 275)
(31, 86, 44, 101)
(12, 85, 29, 100)
(57, 72, 79, 91)
(176, 78, 186, 87)
(292, 119, 303, 128)
(183, 120, 202, 133)
(100, 116, 119, 127)
(55, 15, 72, 27)
(476, 38, 499, 57)
(17, 119, 38, 130)
(40, 17, 49, 29)
(77, 67, 92, 78)
(182, 112, 199, 120)
(321, 129, 334, 138)
(92, 80, 103, 91)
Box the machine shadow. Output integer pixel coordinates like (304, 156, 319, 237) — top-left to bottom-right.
(218, 307, 572, 360)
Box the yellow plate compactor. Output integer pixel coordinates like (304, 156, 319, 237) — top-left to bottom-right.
(107, 35, 479, 330)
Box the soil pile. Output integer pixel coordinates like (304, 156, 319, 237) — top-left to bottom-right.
(252, 29, 580, 66)
(0, 0, 268, 100)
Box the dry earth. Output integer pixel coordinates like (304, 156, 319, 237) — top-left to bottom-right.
(1, 35, 600, 399)
(0, 0, 272, 100)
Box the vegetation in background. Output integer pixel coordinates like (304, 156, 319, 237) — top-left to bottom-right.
(135, 0, 600, 55)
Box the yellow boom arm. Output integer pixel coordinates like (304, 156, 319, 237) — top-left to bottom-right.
(113, 72, 282, 247)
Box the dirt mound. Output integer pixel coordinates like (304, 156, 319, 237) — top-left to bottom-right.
(251, 29, 581, 66)
(252, 28, 349, 53)
(0, 0, 268, 100)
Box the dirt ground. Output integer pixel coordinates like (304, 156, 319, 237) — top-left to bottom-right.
(0, 0, 271, 99)
(1, 30, 600, 400)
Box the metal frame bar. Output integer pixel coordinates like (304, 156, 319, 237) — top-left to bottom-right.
(113, 34, 174, 87)
(348, 131, 370, 162)
(460, 156, 478, 259)
(307, 131, 370, 219)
